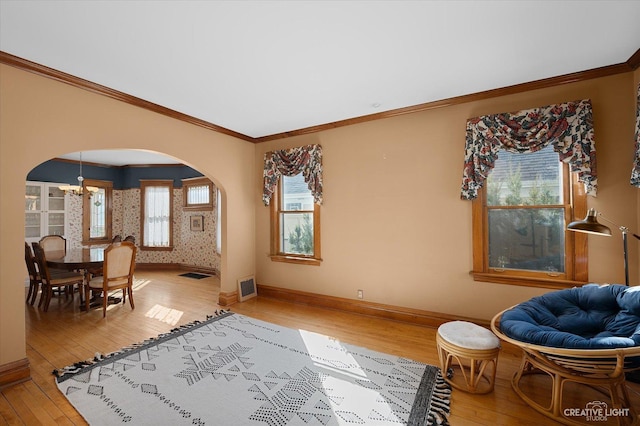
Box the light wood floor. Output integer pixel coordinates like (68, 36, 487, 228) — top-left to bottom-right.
(1, 270, 639, 425)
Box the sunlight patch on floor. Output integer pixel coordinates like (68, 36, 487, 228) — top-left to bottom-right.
(132, 278, 152, 290)
(145, 304, 184, 325)
(299, 329, 400, 421)
(299, 329, 368, 380)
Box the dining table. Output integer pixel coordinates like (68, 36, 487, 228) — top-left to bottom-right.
(45, 246, 120, 310)
(45, 246, 105, 271)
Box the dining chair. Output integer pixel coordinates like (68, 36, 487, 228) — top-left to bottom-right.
(112, 235, 122, 242)
(32, 242, 85, 312)
(39, 235, 66, 257)
(24, 242, 42, 305)
(85, 241, 137, 317)
(123, 235, 135, 243)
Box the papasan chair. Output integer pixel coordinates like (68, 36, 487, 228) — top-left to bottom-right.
(491, 283, 640, 426)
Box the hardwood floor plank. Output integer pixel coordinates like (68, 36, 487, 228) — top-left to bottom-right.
(1, 269, 637, 425)
(2, 385, 50, 426)
(21, 381, 73, 426)
(0, 393, 22, 425)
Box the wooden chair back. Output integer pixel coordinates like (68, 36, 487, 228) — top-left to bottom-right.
(87, 241, 137, 316)
(102, 242, 136, 287)
(39, 235, 66, 257)
(24, 242, 41, 305)
(24, 242, 39, 280)
(32, 242, 53, 284)
(32, 241, 83, 311)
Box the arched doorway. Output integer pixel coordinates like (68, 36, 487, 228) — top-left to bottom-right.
(25, 149, 223, 275)
(1, 63, 256, 377)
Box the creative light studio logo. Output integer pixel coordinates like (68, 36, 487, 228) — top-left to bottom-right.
(564, 401, 630, 422)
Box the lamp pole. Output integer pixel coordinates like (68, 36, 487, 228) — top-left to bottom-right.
(598, 213, 640, 287)
(568, 209, 640, 286)
(601, 222, 640, 286)
(621, 226, 629, 286)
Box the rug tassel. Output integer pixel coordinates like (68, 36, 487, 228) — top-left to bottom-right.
(52, 311, 232, 381)
(426, 369, 451, 425)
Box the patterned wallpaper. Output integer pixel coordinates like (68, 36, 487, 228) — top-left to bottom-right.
(65, 188, 220, 274)
(66, 195, 83, 249)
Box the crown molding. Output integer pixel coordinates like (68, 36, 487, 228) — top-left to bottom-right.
(0, 51, 254, 142)
(254, 59, 637, 142)
(2, 49, 637, 144)
(627, 48, 640, 70)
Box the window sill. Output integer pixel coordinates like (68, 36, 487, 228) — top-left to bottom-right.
(472, 271, 587, 289)
(141, 246, 174, 252)
(82, 239, 111, 246)
(183, 205, 213, 211)
(270, 255, 322, 266)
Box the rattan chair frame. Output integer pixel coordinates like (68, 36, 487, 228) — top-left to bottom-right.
(491, 309, 640, 426)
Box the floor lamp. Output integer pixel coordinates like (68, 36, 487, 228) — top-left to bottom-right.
(567, 208, 640, 286)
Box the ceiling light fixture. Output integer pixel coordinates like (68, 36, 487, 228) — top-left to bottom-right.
(59, 152, 99, 197)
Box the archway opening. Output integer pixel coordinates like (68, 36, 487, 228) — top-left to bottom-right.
(24, 148, 225, 307)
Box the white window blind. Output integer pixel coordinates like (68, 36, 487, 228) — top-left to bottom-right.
(187, 184, 210, 205)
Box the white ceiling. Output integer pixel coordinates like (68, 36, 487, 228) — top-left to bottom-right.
(57, 150, 183, 167)
(1, 1, 639, 164)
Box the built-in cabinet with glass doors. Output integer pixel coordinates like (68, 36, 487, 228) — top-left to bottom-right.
(25, 181, 68, 244)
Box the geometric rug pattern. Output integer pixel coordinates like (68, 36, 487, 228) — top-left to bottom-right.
(56, 312, 450, 425)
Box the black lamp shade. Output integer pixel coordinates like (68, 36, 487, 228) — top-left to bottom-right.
(567, 208, 612, 236)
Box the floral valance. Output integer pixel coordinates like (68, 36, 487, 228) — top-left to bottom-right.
(460, 99, 597, 200)
(263, 144, 323, 206)
(631, 84, 640, 187)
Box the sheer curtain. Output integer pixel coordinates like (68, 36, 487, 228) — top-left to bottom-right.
(144, 186, 170, 247)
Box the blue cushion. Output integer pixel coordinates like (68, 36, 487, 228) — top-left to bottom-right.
(500, 284, 640, 349)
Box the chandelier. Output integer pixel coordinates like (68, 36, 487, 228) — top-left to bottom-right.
(59, 152, 100, 196)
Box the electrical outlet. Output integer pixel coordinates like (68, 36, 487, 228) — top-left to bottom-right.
(357, 289, 363, 299)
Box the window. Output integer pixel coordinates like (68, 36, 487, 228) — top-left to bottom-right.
(270, 173, 321, 265)
(82, 179, 112, 244)
(141, 180, 173, 250)
(472, 145, 588, 288)
(182, 177, 213, 211)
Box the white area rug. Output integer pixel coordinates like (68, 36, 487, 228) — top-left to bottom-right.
(55, 312, 450, 425)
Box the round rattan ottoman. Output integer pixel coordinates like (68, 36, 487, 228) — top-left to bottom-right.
(436, 320, 501, 394)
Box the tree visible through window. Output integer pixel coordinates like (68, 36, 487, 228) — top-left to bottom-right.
(270, 173, 321, 265)
(472, 144, 587, 287)
(487, 146, 565, 272)
(282, 174, 314, 255)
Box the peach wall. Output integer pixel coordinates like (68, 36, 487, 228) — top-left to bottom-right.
(2, 62, 638, 370)
(0, 64, 255, 365)
(255, 72, 639, 321)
